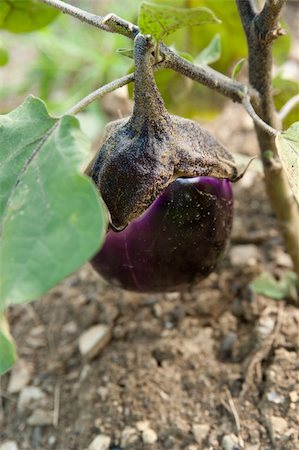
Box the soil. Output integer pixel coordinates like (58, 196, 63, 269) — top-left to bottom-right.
(1, 3, 299, 447)
(1, 100, 298, 450)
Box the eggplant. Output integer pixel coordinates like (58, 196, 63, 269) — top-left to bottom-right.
(91, 176, 233, 292)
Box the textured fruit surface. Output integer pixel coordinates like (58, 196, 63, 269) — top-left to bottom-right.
(91, 176, 233, 292)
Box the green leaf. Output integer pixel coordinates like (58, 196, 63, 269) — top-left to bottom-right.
(138, 1, 220, 42)
(194, 34, 221, 66)
(273, 76, 299, 128)
(0, 96, 107, 309)
(0, 47, 9, 66)
(251, 271, 298, 300)
(231, 57, 246, 79)
(0, 0, 60, 33)
(275, 122, 299, 203)
(117, 48, 134, 59)
(0, 313, 17, 374)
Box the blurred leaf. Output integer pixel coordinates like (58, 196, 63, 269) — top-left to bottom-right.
(0, 0, 60, 33)
(194, 34, 221, 66)
(138, 1, 220, 41)
(0, 96, 107, 309)
(275, 122, 299, 203)
(272, 20, 291, 65)
(251, 271, 298, 300)
(0, 313, 17, 375)
(273, 76, 299, 129)
(176, 49, 194, 62)
(231, 57, 246, 79)
(0, 47, 9, 66)
(117, 48, 134, 59)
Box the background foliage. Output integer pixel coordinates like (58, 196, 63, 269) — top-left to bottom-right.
(1, 0, 297, 132)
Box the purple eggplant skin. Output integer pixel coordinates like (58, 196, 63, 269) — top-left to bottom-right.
(91, 176, 233, 293)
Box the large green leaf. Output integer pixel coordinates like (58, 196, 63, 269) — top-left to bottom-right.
(138, 1, 220, 42)
(0, 96, 107, 309)
(275, 122, 299, 203)
(0, 313, 17, 374)
(0, 0, 60, 33)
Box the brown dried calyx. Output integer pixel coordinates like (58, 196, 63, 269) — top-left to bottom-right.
(89, 33, 237, 230)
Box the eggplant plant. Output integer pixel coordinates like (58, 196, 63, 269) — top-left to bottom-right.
(88, 33, 235, 291)
(0, 0, 299, 373)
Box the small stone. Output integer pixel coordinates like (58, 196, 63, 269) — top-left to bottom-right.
(27, 409, 53, 426)
(0, 442, 19, 450)
(17, 386, 46, 413)
(289, 391, 298, 402)
(192, 424, 210, 444)
(275, 249, 293, 268)
(7, 359, 32, 394)
(88, 435, 111, 450)
(153, 303, 163, 318)
(121, 426, 139, 447)
(165, 292, 180, 301)
(257, 317, 275, 340)
(187, 446, 198, 450)
(79, 324, 112, 360)
(26, 325, 46, 348)
(136, 420, 150, 431)
(142, 428, 158, 445)
(270, 416, 288, 436)
(266, 390, 284, 404)
(97, 386, 109, 402)
(221, 434, 242, 450)
(63, 321, 78, 334)
(48, 436, 57, 446)
(230, 245, 260, 267)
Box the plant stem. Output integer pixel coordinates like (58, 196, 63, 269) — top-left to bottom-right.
(236, 0, 299, 276)
(37, 0, 253, 105)
(162, 45, 251, 103)
(242, 97, 278, 136)
(39, 0, 139, 38)
(66, 74, 135, 116)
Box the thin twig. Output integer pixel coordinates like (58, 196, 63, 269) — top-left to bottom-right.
(53, 383, 60, 427)
(279, 94, 299, 121)
(242, 97, 278, 136)
(162, 45, 250, 103)
(39, 0, 138, 38)
(241, 305, 284, 398)
(225, 386, 241, 435)
(66, 73, 135, 116)
(232, 156, 260, 182)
